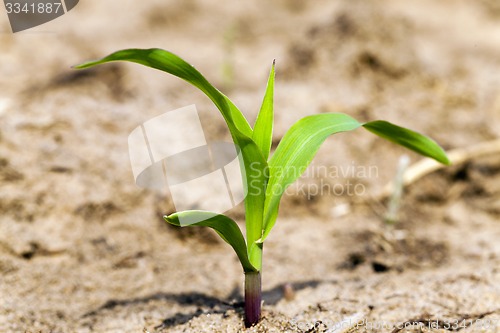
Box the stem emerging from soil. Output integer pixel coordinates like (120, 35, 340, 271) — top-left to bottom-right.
(244, 271, 261, 327)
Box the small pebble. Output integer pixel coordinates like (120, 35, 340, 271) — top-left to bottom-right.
(283, 283, 295, 301)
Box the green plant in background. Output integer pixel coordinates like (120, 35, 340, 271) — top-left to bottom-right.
(75, 49, 450, 327)
(221, 23, 237, 91)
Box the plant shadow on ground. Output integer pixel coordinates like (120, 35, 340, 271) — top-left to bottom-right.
(82, 280, 331, 329)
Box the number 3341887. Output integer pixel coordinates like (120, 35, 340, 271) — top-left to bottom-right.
(5, 2, 62, 14)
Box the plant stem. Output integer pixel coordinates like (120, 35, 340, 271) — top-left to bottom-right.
(244, 271, 262, 327)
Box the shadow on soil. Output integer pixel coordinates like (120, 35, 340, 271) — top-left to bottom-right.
(82, 279, 335, 329)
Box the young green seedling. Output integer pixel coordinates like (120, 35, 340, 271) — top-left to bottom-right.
(75, 49, 450, 327)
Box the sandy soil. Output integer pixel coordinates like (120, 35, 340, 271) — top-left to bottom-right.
(1, 0, 500, 332)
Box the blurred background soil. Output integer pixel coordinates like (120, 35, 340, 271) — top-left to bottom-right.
(0, 0, 499, 332)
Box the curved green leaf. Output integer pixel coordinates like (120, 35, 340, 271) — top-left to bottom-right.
(252, 61, 275, 161)
(362, 120, 450, 165)
(261, 113, 362, 241)
(75, 48, 253, 139)
(164, 210, 257, 273)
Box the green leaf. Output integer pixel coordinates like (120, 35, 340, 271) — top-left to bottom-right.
(252, 61, 275, 161)
(261, 113, 362, 241)
(362, 120, 450, 165)
(164, 210, 257, 273)
(238, 138, 267, 270)
(244, 62, 275, 268)
(75, 48, 253, 140)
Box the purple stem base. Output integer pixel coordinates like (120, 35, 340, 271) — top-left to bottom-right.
(244, 271, 261, 327)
